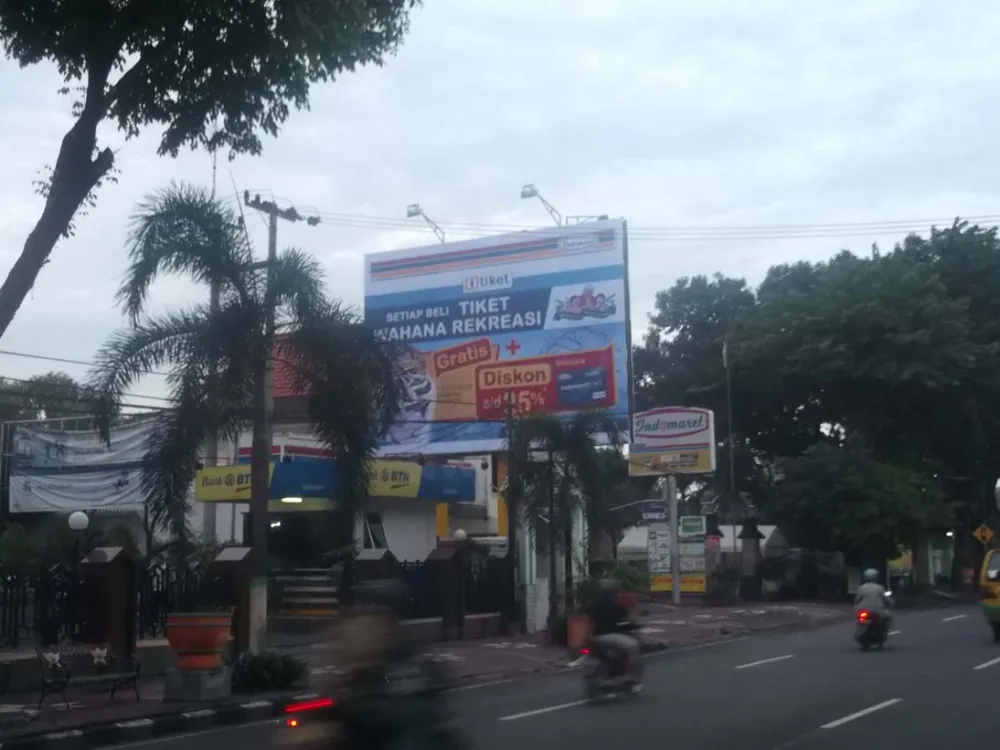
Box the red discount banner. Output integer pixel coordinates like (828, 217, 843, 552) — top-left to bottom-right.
(474, 345, 616, 421)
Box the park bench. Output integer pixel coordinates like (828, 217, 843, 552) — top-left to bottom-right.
(34, 643, 140, 709)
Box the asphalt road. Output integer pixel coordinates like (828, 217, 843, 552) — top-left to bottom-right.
(109, 604, 1000, 750)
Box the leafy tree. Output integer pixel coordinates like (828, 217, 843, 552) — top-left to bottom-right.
(0, 0, 419, 340)
(87, 183, 401, 648)
(635, 273, 766, 519)
(768, 439, 949, 566)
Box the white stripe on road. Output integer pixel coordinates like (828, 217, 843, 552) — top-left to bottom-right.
(734, 654, 794, 670)
(499, 700, 587, 721)
(821, 698, 902, 730)
(889, 630, 901, 635)
(942, 614, 967, 622)
(972, 656, 1000, 671)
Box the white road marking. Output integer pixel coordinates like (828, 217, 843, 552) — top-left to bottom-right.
(498, 700, 587, 722)
(447, 678, 517, 692)
(820, 698, 902, 730)
(734, 654, 795, 670)
(972, 656, 1000, 671)
(942, 614, 967, 622)
(889, 629, 901, 635)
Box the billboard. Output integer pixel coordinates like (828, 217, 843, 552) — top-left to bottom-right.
(8, 417, 156, 513)
(628, 406, 717, 476)
(364, 219, 632, 455)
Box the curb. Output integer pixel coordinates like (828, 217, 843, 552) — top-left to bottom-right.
(0, 692, 323, 750)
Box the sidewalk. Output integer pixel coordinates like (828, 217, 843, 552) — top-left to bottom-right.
(0, 679, 318, 749)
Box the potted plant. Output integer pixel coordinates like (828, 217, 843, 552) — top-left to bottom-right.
(165, 605, 233, 670)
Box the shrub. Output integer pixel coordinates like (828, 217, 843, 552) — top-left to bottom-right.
(232, 650, 309, 693)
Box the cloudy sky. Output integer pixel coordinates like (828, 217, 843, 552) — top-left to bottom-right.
(1, 0, 998, 407)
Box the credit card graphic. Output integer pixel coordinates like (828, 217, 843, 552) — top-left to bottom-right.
(555, 367, 608, 407)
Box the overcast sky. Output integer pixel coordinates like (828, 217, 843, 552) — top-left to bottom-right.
(1, 0, 999, 407)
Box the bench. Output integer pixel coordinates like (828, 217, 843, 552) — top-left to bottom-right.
(35, 643, 141, 709)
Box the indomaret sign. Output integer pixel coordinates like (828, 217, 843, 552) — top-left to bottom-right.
(628, 406, 717, 476)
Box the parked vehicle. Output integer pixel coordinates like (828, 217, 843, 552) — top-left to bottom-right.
(979, 548, 1000, 643)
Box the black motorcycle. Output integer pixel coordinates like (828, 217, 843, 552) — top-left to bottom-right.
(580, 621, 645, 700)
(855, 609, 888, 651)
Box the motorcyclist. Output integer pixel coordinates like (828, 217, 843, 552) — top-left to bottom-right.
(337, 579, 452, 750)
(854, 568, 893, 633)
(586, 577, 642, 686)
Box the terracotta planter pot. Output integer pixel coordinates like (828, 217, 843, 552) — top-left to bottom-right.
(165, 612, 232, 670)
(566, 613, 593, 651)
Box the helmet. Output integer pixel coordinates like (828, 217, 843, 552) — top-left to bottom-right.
(863, 568, 880, 583)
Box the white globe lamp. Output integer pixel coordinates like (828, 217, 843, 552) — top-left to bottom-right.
(68, 511, 90, 532)
(453, 529, 467, 542)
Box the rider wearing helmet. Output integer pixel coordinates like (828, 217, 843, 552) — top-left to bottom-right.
(338, 579, 450, 750)
(586, 577, 642, 685)
(855, 568, 893, 630)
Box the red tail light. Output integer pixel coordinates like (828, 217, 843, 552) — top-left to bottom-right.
(856, 610, 870, 624)
(579, 647, 590, 656)
(285, 697, 335, 713)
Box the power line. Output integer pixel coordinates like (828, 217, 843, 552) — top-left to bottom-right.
(231, 190, 995, 242)
(0, 348, 171, 402)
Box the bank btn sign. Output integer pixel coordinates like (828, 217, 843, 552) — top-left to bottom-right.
(364, 219, 631, 456)
(628, 406, 717, 476)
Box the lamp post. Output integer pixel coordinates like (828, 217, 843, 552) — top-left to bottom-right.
(67, 511, 89, 639)
(520, 184, 562, 226)
(406, 203, 446, 243)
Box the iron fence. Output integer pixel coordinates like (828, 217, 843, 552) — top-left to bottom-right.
(0, 561, 224, 649)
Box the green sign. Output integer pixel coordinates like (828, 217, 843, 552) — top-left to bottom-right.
(679, 516, 706, 539)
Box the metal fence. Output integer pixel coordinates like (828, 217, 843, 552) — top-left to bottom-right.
(0, 561, 223, 649)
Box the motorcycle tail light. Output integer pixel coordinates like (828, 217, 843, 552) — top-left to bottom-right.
(285, 697, 335, 713)
(857, 610, 870, 624)
(286, 718, 299, 728)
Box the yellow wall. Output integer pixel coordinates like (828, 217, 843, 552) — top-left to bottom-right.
(435, 503, 449, 538)
(496, 455, 508, 537)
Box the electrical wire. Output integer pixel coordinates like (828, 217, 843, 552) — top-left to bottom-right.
(230, 190, 992, 243)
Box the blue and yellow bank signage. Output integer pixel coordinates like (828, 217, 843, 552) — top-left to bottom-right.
(194, 458, 474, 504)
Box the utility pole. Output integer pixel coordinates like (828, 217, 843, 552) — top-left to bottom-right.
(203, 153, 221, 545)
(666, 475, 680, 606)
(242, 191, 321, 652)
(723, 334, 737, 555)
(504, 389, 521, 633)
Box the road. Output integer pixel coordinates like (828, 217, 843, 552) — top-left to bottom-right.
(111, 605, 999, 750)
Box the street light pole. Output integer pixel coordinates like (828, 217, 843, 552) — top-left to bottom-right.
(723, 334, 737, 555)
(520, 184, 562, 226)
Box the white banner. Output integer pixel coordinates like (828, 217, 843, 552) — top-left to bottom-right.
(9, 418, 157, 513)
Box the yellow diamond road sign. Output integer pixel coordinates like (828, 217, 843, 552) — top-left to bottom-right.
(973, 524, 995, 545)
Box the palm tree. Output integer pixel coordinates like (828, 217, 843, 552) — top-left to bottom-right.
(88, 183, 401, 644)
(515, 411, 620, 622)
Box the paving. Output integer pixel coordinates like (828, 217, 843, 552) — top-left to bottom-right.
(102, 603, 1000, 750)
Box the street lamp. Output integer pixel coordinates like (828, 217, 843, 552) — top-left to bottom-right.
(68, 510, 90, 533)
(67, 511, 89, 639)
(406, 203, 446, 243)
(519, 184, 562, 226)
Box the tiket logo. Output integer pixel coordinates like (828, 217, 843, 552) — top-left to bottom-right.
(462, 273, 513, 294)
